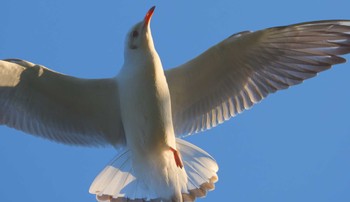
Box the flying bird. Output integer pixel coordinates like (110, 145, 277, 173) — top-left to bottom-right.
(1, 6, 350, 202)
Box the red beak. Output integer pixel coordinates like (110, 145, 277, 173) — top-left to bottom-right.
(144, 6, 156, 26)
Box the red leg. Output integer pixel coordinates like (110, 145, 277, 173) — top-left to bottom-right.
(170, 147, 183, 169)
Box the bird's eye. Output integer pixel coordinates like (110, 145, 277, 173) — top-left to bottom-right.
(132, 30, 139, 38)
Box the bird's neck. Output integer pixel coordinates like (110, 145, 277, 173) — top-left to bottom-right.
(122, 47, 163, 78)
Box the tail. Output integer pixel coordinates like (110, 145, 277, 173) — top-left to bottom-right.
(89, 139, 219, 202)
(177, 139, 219, 201)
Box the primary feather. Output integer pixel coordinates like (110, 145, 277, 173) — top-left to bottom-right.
(166, 20, 350, 137)
(0, 59, 125, 146)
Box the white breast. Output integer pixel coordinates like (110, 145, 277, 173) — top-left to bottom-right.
(117, 50, 176, 156)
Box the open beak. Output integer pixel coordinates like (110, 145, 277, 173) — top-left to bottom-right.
(144, 6, 156, 27)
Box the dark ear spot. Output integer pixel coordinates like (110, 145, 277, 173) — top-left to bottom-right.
(128, 38, 138, 49)
(132, 30, 139, 38)
(128, 30, 139, 49)
(129, 44, 137, 49)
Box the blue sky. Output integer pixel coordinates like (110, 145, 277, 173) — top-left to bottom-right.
(1, 0, 350, 202)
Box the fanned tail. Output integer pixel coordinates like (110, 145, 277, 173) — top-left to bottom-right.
(177, 139, 219, 201)
(89, 148, 158, 201)
(89, 138, 219, 202)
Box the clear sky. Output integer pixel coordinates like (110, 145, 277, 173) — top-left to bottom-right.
(1, 1, 350, 202)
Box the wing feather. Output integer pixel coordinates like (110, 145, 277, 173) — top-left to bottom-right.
(166, 20, 350, 137)
(0, 59, 125, 147)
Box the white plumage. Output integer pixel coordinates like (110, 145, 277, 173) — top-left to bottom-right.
(90, 139, 218, 201)
(1, 6, 350, 202)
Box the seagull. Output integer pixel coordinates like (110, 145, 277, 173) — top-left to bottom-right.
(1, 5, 350, 202)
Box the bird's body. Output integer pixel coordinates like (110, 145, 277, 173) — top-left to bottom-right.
(119, 36, 173, 157)
(1, 6, 350, 202)
(117, 26, 186, 200)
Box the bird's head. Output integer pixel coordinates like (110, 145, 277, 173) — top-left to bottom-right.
(124, 6, 156, 58)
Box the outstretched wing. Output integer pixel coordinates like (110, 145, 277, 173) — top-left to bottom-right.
(165, 20, 350, 137)
(0, 59, 125, 147)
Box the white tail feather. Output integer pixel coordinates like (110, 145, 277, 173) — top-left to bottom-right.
(177, 139, 219, 201)
(89, 139, 219, 201)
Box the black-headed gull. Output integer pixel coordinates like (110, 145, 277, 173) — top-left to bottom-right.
(1, 6, 350, 202)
